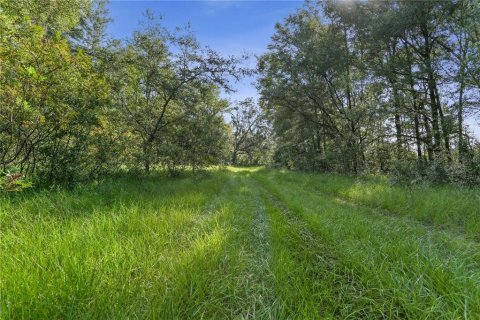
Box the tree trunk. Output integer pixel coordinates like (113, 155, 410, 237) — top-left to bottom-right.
(427, 73, 442, 156)
(423, 114, 434, 162)
(143, 141, 152, 174)
(392, 85, 403, 160)
(406, 46, 423, 162)
(458, 80, 465, 161)
(144, 160, 150, 174)
(457, 34, 468, 162)
(423, 25, 443, 158)
(231, 149, 238, 165)
(436, 90, 451, 161)
(413, 105, 423, 161)
(457, 3, 469, 162)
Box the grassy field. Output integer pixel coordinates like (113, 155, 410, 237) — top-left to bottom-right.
(1, 168, 480, 319)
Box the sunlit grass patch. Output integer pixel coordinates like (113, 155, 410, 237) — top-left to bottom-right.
(2, 168, 479, 318)
(254, 169, 480, 318)
(226, 166, 264, 173)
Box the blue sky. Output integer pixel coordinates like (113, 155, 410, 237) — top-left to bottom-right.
(106, 1, 304, 102)
(106, 1, 479, 138)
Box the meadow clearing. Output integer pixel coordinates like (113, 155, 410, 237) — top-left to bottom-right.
(1, 167, 480, 319)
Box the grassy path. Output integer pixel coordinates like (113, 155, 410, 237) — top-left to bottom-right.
(257, 169, 480, 240)
(1, 168, 480, 319)
(253, 169, 480, 319)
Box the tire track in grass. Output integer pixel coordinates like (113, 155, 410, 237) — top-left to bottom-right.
(156, 175, 241, 319)
(250, 177, 374, 319)
(241, 177, 278, 319)
(268, 169, 480, 242)
(257, 170, 480, 270)
(211, 175, 278, 319)
(157, 174, 278, 319)
(276, 173, 480, 271)
(103, 174, 237, 319)
(312, 185, 480, 245)
(254, 172, 480, 319)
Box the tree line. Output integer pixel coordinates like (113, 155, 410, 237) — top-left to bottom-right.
(0, 0, 251, 187)
(2, 0, 480, 188)
(258, 0, 480, 184)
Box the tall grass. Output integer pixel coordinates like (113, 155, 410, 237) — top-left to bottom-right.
(0, 172, 276, 318)
(257, 169, 480, 240)
(254, 170, 480, 318)
(1, 168, 479, 318)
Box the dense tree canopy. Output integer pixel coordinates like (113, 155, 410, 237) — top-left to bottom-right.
(0, 0, 109, 185)
(229, 98, 272, 165)
(258, 0, 480, 184)
(1, 0, 479, 188)
(0, 0, 246, 186)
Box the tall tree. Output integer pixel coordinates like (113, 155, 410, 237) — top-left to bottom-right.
(111, 14, 247, 173)
(229, 98, 271, 165)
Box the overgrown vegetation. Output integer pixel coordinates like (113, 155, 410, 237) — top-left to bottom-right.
(0, 0, 247, 186)
(1, 0, 480, 186)
(258, 0, 480, 184)
(2, 168, 479, 318)
(1, 0, 480, 317)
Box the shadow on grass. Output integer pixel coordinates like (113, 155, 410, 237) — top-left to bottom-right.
(252, 167, 480, 240)
(0, 170, 229, 224)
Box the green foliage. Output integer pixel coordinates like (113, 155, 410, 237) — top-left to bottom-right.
(0, 1, 242, 186)
(258, 0, 480, 184)
(0, 3, 109, 186)
(104, 14, 242, 174)
(2, 0, 477, 187)
(158, 87, 231, 173)
(229, 98, 273, 166)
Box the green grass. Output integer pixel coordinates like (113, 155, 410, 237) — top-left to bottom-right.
(260, 169, 480, 240)
(1, 168, 480, 319)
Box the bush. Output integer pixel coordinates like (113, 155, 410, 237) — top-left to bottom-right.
(390, 160, 425, 185)
(391, 155, 480, 187)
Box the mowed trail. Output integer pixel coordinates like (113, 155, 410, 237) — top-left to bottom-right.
(1, 172, 278, 319)
(251, 169, 480, 319)
(1, 169, 480, 319)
